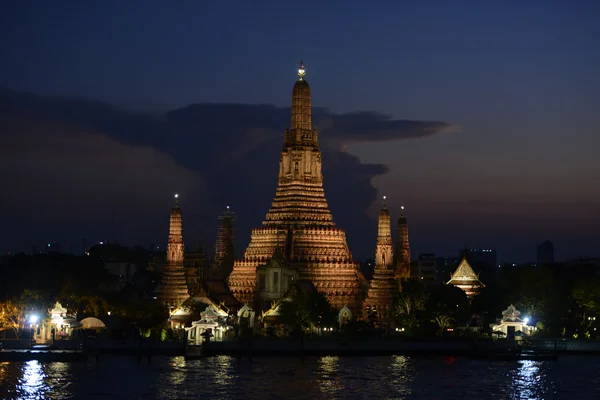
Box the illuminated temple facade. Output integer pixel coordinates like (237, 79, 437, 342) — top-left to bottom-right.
(362, 197, 398, 320)
(227, 63, 368, 315)
(446, 250, 485, 298)
(158, 194, 190, 310)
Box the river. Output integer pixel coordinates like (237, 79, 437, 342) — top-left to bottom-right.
(1, 355, 599, 399)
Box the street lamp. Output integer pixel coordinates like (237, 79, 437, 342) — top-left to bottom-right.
(28, 315, 38, 348)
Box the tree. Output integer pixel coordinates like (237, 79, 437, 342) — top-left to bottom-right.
(431, 314, 453, 333)
(395, 280, 427, 330)
(571, 277, 600, 336)
(0, 301, 21, 338)
(278, 290, 336, 334)
(425, 284, 469, 335)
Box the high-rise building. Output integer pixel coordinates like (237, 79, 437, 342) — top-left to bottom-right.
(460, 248, 497, 268)
(213, 207, 236, 279)
(394, 206, 411, 289)
(227, 63, 368, 316)
(436, 256, 460, 281)
(417, 253, 437, 282)
(363, 197, 398, 321)
(537, 240, 554, 264)
(158, 194, 189, 310)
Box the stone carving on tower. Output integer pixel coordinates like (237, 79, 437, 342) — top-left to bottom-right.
(158, 194, 190, 310)
(227, 62, 368, 315)
(362, 197, 398, 322)
(394, 205, 411, 290)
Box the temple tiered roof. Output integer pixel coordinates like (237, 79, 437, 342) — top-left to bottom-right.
(446, 251, 485, 298)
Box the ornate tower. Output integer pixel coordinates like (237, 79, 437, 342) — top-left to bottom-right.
(184, 238, 210, 294)
(212, 206, 237, 279)
(362, 197, 398, 321)
(159, 194, 190, 309)
(394, 206, 411, 290)
(228, 62, 367, 315)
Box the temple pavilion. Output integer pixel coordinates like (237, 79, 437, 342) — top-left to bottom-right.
(446, 250, 485, 298)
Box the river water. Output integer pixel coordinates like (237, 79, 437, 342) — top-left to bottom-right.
(0, 355, 599, 399)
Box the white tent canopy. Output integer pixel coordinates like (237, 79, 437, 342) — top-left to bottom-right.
(80, 317, 106, 330)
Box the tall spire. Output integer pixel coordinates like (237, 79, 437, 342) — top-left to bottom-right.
(394, 206, 411, 288)
(158, 194, 189, 309)
(362, 195, 397, 322)
(376, 196, 392, 266)
(298, 60, 305, 80)
(290, 61, 312, 138)
(265, 62, 331, 225)
(212, 206, 237, 279)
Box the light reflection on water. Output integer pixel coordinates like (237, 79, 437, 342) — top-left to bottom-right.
(0, 355, 599, 399)
(509, 360, 546, 399)
(20, 360, 45, 398)
(317, 356, 343, 396)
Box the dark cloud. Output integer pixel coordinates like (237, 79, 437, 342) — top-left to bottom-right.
(0, 88, 454, 258)
(317, 111, 459, 150)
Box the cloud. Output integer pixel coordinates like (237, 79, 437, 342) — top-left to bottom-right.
(316, 110, 460, 150)
(0, 88, 454, 257)
(0, 117, 207, 252)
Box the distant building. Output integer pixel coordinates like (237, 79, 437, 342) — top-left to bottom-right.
(418, 254, 437, 282)
(104, 262, 139, 291)
(537, 240, 554, 264)
(461, 248, 497, 267)
(437, 257, 460, 280)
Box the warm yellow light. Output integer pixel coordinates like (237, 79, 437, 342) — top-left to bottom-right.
(298, 64, 306, 78)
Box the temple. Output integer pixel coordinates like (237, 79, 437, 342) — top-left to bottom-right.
(362, 197, 398, 321)
(227, 62, 368, 315)
(212, 206, 237, 279)
(446, 250, 485, 298)
(394, 206, 411, 289)
(158, 194, 190, 310)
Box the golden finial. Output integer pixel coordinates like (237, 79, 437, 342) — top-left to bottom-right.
(298, 61, 305, 80)
(382, 195, 387, 208)
(174, 193, 179, 205)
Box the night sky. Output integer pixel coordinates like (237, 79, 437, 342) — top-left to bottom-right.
(1, 1, 599, 263)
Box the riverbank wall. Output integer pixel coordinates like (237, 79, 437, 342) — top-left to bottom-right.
(2, 338, 600, 358)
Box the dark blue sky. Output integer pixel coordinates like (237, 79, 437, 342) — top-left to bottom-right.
(1, 0, 599, 262)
